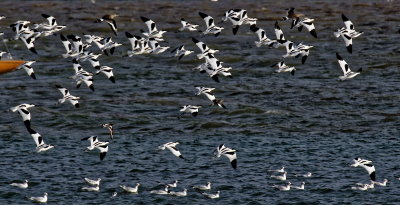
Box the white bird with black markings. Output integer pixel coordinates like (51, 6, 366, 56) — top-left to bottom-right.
(84, 178, 101, 186)
(166, 180, 179, 188)
(29, 192, 48, 203)
(224, 9, 257, 35)
(120, 183, 140, 193)
(125, 32, 144, 56)
(56, 85, 80, 108)
(193, 182, 211, 190)
(270, 171, 287, 181)
(336, 53, 362, 81)
(271, 61, 296, 75)
(295, 17, 317, 38)
(178, 18, 199, 32)
(33, 14, 63, 31)
(95, 66, 115, 83)
(81, 136, 109, 160)
(72, 59, 95, 91)
(168, 189, 187, 197)
(272, 182, 291, 191)
(195, 87, 226, 109)
(140, 16, 166, 39)
(101, 123, 114, 140)
(16, 61, 36, 79)
(10, 103, 35, 131)
(205, 54, 233, 82)
(10, 180, 28, 189)
(292, 182, 305, 190)
(249, 24, 277, 48)
(192, 37, 219, 59)
(150, 185, 169, 195)
(171, 45, 193, 60)
(148, 38, 169, 54)
(92, 36, 122, 56)
(179, 105, 201, 117)
(215, 144, 237, 169)
(268, 166, 285, 173)
(158, 142, 184, 159)
(28, 128, 54, 153)
(351, 157, 376, 182)
(334, 14, 363, 53)
(96, 14, 118, 36)
(198, 12, 224, 37)
(202, 191, 220, 199)
(81, 185, 100, 192)
(67, 34, 84, 55)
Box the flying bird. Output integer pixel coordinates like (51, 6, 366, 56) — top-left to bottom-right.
(215, 144, 237, 169)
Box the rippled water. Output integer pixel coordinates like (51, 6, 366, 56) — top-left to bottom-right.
(1, 0, 400, 204)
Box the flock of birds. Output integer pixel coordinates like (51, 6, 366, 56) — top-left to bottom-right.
(2, 4, 390, 203)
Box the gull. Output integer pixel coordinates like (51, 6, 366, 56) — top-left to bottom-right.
(282, 8, 304, 29)
(148, 38, 169, 54)
(10, 103, 35, 131)
(150, 185, 169, 195)
(193, 182, 211, 190)
(166, 180, 179, 188)
(334, 14, 363, 53)
(268, 166, 285, 173)
(101, 123, 114, 139)
(28, 128, 54, 153)
(374, 179, 388, 186)
(120, 183, 140, 193)
(249, 24, 277, 48)
(351, 157, 376, 181)
(202, 191, 220, 199)
(179, 18, 199, 32)
(16, 61, 36, 79)
(270, 172, 287, 181)
(192, 37, 219, 59)
(295, 172, 312, 178)
(158, 142, 184, 159)
(168, 189, 187, 197)
(195, 86, 226, 109)
(215, 144, 237, 169)
(295, 18, 317, 38)
(271, 61, 295, 75)
(356, 181, 375, 189)
(179, 105, 201, 117)
(81, 136, 109, 160)
(96, 66, 115, 83)
(170, 45, 193, 60)
(82, 185, 100, 192)
(198, 12, 224, 37)
(292, 182, 305, 190)
(96, 14, 118, 36)
(111, 192, 117, 197)
(72, 59, 94, 91)
(56, 85, 80, 108)
(351, 184, 369, 191)
(140, 16, 166, 39)
(272, 182, 291, 191)
(336, 53, 362, 81)
(10, 180, 28, 189)
(84, 178, 101, 186)
(29, 192, 48, 203)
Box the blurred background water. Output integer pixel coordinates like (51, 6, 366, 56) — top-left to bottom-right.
(0, 0, 400, 204)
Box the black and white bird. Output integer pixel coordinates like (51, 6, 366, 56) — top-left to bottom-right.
(95, 66, 115, 83)
(336, 53, 362, 80)
(81, 185, 100, 192)
(33, 14, 64, 31)
(351, 184, 369, 191)
(334, 14, 363, 53)
(170, 45, 193, 60)
(92, 36, 122, 56)
(96, 14, 118, 36)
(202, 191, 220, 199)
(81, 136, 109, 160)
(150, 185, 169, 195)
(56, 85, 80, 108)
(158, 142, 184, 159)
(282, 7, 304, 29)
(28, 128, 54, 153)
(72, 59, 94, 91)
(292, 182, 305, 190)
(351, 157, 376, 182)
(192, 37, 219, 59)
(295, 18, 317, 38)
(84, 177, 101, 186)
(198, 12, 224, 37)
(271, 61, 296, 75)
(179, 105, 201, 117)
(29, 193, 48, 203)
(249, 24, 277, 48)
(193, 182, 211, 190)
(148, 38, 169, 54)
(179, 18, 199, 32)
(215, 144, 237, 169)
(140, 16, 167, 39)
(120, 183, 140, 193)
(195, 87, 226, 109)
(374, 179, 388, 186)
(205, 54, 233, 82)
(222, 9, 257, 35)
(281, 41, 313, 64)
(272, 182, 291, 191)
(166, 180, 179, 188)
(270, 171, 287, 181)
(168, 189, 187, 197)
(16, 61, 36, 79)
(10, 103, 35, 131)
(101, 123, 114, 139)
(10, 180, 28, 189)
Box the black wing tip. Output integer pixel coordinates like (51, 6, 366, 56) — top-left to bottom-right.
(41, 14, 51, 18)
(29, 47, 37, 54)
(60, 34, 67, 40)
(89, 85, 95, 92)
(100, 152, 107, 160)
(211, 75, 220, 83)
(232, 26, 239, 35)
(109, 76, 116, 83)
(140, 16, 150, 22)
(192, 112, 198, 117)
(192, 37, 199, 43)
(249, 24, 258, 32)
(310, 29, 317, 38)
(181, 18, 185, 21)
(81, 137, 90, 141)
(125, 31, 133, 38)
(30, 73, 37, 79)
(198, 12, 208, 19)
(357, 67, 362, 72)
(341, 14, 349, 21)
(301, 55, 308, 64)
(72, 58, 78, 63)
(290, 70, 295, 76)
(370, 172, 376, 181)
(214, 32, 220, 37)
(346, 45, 352, 54)
(55, 84, 63, 88)
(179, 155, 184, 159)
(74, 103, 79, 108)
(231, 159, 237, 169)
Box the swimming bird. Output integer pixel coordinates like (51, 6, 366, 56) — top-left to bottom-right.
(351, 184, 369, 191)
(16, 61, 36, 79)
(193, 182, 211, 190)
(140, 16, 167, 39)
(270, 172, 287, 181)
(195, 87, 226, 109)
(56, 85, 80, 108)
(356, 181, 375, 189)
(271, 61, 296, 75)
(268, 166, 285, 173)
(81, 185, 100, 192)
(168, 189, 187, 197)
(198, 12, 224, 37)
(272, 182, 291, 191)
(111, 192, 117, 197)
(192, 37, 219, 59)
(81, 136, 109, 160)
(202, 191, 220, 199)
(120, 183, 140, 193)
(29, 192, 48, 203)
(295, 18, 317, 38)
(295, 172, 312, 178)
(10, 103, 35, 131)
(96, 14, 118, 36)
(28, 128, 54, 153)
(215, 144, 237, 169)
(334, 14, 363, 53)
(336, 53, 362, 81)
(179, 105, 201, 117)
(179, 18, 199, 32)
(101, 123, 114, 139)
(292, 182, 305, 190)
(84, 177, 101, 186)
(249, 24, 277, 48)
(374, 179, 388, 186)
(150, 185, 169, 195)
(158, 142, 184, 159)
(170, 45, 193, 60)
(351, 157, 376, 182)
(10, 180, 28, 189)
(95, 66, 115, 83)
(166, 180, 179, 188)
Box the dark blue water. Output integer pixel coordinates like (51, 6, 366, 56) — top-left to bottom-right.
(1, 0, 400, 204)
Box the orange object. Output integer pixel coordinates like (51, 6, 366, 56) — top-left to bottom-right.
(0, 60, 26, 74)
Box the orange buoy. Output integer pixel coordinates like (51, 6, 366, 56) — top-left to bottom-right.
(0, 60, 26, 74)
